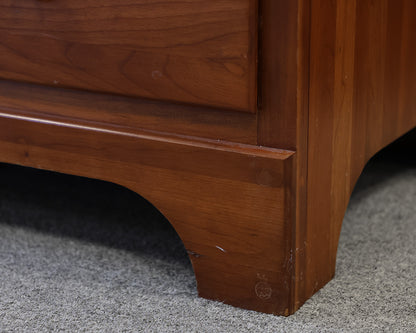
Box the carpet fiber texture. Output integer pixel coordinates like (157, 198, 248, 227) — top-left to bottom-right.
(0, 131, 415, 332)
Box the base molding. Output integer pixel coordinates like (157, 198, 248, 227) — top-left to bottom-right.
(0, 109, 297, 315)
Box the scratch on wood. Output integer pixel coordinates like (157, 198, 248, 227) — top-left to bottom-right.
(187, 250, 203, 258)
(215, 245, 227, 253)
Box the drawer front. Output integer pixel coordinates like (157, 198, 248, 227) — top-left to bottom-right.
(0, 0, 258, 112)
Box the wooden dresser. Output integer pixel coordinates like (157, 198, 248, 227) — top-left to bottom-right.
(1, 0, 415, 315)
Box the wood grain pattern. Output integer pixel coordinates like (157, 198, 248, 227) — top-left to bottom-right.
(0, 0, 258, 112)
(0, 80, 258, 145)
(0, 108, 295, 315)
(257, 0, 310, 312)
(0, 0, 415, 316)
(301, 0, 416, 309)
(258, 0, 309, 150)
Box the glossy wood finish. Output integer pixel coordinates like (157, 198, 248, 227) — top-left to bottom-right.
(0, 0, 258, 112)
(0, 109, 294, 315)
(0, 0, 415, 316)
(258, 0, 310, 310)
(0, 80, 258, 145)
(302, 0, 416, 309)
(258, 0, 310, 150)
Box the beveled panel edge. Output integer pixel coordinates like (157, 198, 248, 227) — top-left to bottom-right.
(0, 80, 258, 145)
(0, 0, 259, 113)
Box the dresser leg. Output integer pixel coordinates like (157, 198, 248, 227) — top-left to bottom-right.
(145, 155, 296, 316)
(165, 195, 295, 316)
(123, 148, 297, 315)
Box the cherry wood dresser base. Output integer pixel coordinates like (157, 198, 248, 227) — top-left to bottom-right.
(0, 0, 415, 315)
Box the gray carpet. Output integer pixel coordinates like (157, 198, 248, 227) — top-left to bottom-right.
(0, 131, 415, 332)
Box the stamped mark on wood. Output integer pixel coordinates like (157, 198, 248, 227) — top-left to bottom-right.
(255, 273, 272, 300)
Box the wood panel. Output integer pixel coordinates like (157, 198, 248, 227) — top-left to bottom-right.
(257, 0, 310, 312)
(0, 0, 258, 112)
(1, 0, 415, 316)
(0, 108, 295, 315)
(257, 0, 310, 150)
(0, 80, 258, 144)
(302, 0, 416, 309)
